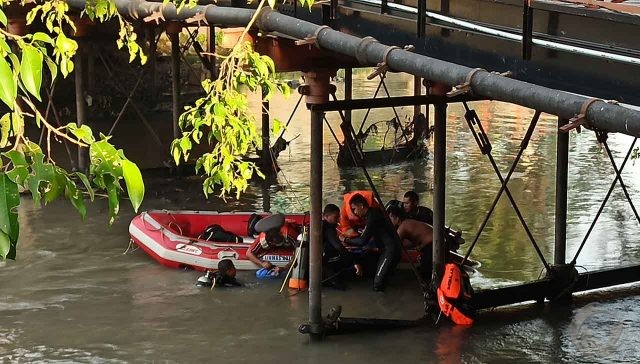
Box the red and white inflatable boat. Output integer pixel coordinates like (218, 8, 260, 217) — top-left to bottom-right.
(129, 210, 479, 272)
(129, 210, 308, 271)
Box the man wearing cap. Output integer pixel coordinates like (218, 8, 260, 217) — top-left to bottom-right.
(245, 213, 301, 273)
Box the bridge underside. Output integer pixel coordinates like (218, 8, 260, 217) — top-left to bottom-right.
(263, 0, 640, 105)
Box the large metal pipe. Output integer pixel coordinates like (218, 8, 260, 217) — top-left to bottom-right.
(309, 108, 324, 341)
(65, 0, 640, 137)
(554, 118, 569, 265)
(74, 38, 87, 173)
(432, 103, 447, 284)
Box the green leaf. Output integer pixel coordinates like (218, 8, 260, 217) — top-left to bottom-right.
(0, 230, 11, 260)
(89, 139, 123, 179)
(4, 150, 29, 186)
(66, 123, 95, 143)
(20, 45, 44, 101)
(25, 152, 55, 204)
(43, 167, 67, 204)
(271, 118, 283, 135)
(65, 179, 86, 220)
(0, 10, 7, 27)
(0, 57, 16, 110)
(45, 58, 57, 85)
(0, 38, 10, 54)
(0, 113, 10, 148)
(4, 150, 28, 168)
(105, 176, 120, 225)
(268, 0, 276, 8)
(74, 172, 95, 201)
(0, 173, 20, 259)
(32, 32, 54, 45)
(121, 159, 144, 213)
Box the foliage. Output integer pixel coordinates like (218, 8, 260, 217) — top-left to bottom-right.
(0, 0, 146, 260)
(171, 0, 294, 199)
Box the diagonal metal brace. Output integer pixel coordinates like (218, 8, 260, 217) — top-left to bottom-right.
(599, 133, 640, 225)
(463, 103, 492, 155)
(571, 136, 638, 264)
(461, 108, 550, 271)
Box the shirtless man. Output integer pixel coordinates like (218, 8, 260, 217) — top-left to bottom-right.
(387, 205, 434, 280)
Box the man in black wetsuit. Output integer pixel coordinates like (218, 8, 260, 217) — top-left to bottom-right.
(403, 191, 433, 225)
(344, 194, 400, 292)
(322, 204, 362, 290)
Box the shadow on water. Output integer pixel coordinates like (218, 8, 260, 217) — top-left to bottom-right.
(1, 71, 639, 362)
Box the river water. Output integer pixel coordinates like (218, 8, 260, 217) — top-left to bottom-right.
(1, 71, 639, 363)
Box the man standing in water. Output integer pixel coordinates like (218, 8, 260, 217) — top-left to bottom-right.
(343, 194, 399, 291)
(387, 205, 434, 281)
(403, 191, 433, 225)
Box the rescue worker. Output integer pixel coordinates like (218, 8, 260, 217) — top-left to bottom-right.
(403, 191, 433, 225)
(387, 205, 433, 281)
(246, 214, 300, 273)
(343, 194, 399, 291)
(322, 204, 362, 290)
(338, 190, 379, 238)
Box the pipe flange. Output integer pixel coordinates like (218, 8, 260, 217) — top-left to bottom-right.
(256, 6, 274, 32)
(366, 45, 400, 80)
(447, 68, 485, 97)
(560, 97, 603, 133)
(312, 25, 331, 49)
(355, 36, 379, 66)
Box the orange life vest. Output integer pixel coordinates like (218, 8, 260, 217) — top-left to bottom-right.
(339, 191, 379, 236)
(437, 263, 475, 325)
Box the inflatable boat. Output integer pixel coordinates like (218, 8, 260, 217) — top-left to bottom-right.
(129, 210, 309, 271)
(129, 210, 480, 271)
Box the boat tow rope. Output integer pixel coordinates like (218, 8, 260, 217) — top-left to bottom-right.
(458, 103, 551, 272)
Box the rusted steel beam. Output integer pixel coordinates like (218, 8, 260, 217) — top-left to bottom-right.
(573, 264, 640, 292)
(472, 264, 640, 309)
(473, 279, 550, 310)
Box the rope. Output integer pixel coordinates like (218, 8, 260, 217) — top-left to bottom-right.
(268, 146, 306, 211)
(122, 239, 139, 255)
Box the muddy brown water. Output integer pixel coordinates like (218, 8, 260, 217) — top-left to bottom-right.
(1, 71, 639, 363)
